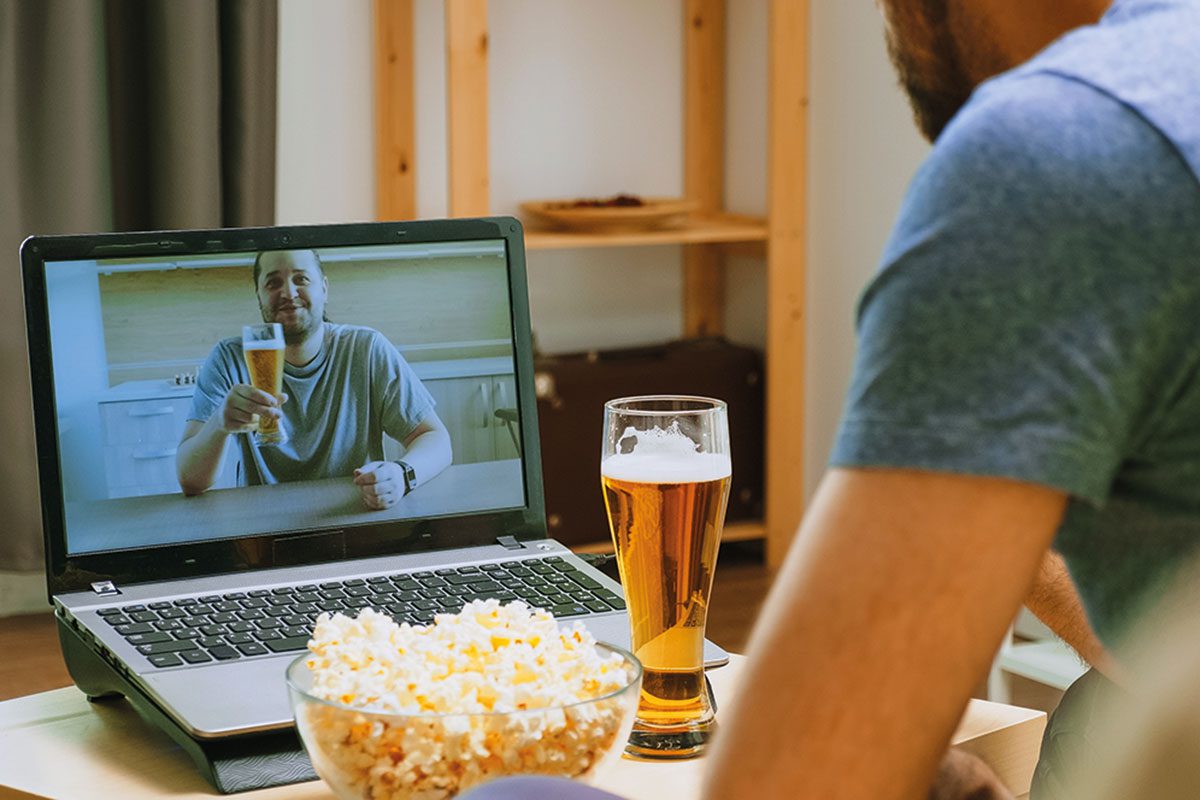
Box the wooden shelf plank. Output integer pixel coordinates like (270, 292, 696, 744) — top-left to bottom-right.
(524, 213, 767, 251)
(445, 0, 490, 216)
(723, 520, 766, 542)
(569, 520, 764, 555)
(683, 0, 727, 337)
(765, 0, 809, 569)
(373, 0, 416, 221)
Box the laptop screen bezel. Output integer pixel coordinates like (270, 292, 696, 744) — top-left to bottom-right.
(22, 217, 547, 597)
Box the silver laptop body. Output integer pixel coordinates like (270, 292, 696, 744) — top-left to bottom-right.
(23, 218, 726, 740)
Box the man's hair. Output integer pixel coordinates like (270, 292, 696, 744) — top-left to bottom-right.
(251, 248, 325, 288)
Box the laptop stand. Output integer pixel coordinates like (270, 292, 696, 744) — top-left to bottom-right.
(57, 618, 316, 794)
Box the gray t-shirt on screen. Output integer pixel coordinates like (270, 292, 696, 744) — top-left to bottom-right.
(189, 323, 436, 486)
(830, 0, 1200, 646)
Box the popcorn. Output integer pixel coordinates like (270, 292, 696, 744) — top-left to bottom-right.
(295, 601, 637, 799)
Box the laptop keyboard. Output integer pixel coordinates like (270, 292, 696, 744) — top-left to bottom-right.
(92, 556, 626, 669)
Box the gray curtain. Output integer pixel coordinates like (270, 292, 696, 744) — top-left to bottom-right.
(0, 0, 277, 573)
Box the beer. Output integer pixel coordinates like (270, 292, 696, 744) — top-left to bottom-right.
(602, 448, 731, 752)
(241, 327, 286, 444)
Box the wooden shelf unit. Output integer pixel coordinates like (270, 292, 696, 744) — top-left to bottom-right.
(371, 0, 808, 568)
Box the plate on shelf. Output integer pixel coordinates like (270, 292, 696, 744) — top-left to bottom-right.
(520, 196, 698, 233)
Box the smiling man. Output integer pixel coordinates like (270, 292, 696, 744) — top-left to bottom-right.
(176, 249, 452, 510)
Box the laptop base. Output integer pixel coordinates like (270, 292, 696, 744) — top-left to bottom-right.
(57, 619, 315, 794)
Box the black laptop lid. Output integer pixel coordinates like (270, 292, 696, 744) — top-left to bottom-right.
(21, 218, 546, 595)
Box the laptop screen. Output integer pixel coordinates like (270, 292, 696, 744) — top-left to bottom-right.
(25, 221, 544, 590)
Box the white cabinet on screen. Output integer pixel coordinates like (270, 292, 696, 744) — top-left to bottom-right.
(98, 386, 239, 499)
(415, 373, 520, 465)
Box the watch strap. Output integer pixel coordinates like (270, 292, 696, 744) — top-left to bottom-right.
(395, 460, 416, 495)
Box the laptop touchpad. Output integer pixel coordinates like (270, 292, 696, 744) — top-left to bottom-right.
(142, 657, 297, 738)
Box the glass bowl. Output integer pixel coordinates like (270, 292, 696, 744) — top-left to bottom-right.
(286, 642, 642, 799)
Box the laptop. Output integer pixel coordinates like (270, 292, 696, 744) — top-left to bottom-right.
(20, 218, 729, 745)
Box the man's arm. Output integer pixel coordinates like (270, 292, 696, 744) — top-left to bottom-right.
(702, 467, 1067, 800)
(176, 385, 281, 495)
(1025, 551, 1125, 684)
(354, 414, 453, 509)
(398, 413, 453, 482)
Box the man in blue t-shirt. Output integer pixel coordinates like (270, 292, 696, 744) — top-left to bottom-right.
(699, 1, 1200, 799)
(176, 249, 452, 510)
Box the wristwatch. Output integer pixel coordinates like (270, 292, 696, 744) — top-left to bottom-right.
(395, 460, 417, 495)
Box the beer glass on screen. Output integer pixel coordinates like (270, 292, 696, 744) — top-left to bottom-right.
(601, 395, 731, 759)
(242, 323, 287, 446)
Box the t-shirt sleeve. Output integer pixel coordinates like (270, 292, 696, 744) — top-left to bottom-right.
(188, 341, 239, 424)
(370, 333, 437, 442)
(830, 73, 1200, 505)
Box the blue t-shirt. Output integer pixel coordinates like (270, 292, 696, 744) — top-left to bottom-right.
(189, 323, 436, 486)
(831, 0, 1200, 645)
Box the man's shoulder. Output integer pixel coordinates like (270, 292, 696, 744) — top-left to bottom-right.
(326, 324, 397, 359)
(328, 323, 384, 343)
(881, 65, 1200, 295)
(919, 69, 1194, 230)
(1023, 0, 1200, 97)
(998, 1, 1200, 181)
(944, 72, 1152, 179)
(208, 336, 243, 360)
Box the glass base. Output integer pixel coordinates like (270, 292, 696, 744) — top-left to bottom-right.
(623, 720, 715, 760)
(254, 429, 287, 447)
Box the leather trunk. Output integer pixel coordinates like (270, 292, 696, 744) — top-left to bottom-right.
(533, 337, 765, 546)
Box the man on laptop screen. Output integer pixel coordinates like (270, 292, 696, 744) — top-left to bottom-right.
(176, 248, 452, 511)
(42, 237, 525, 556)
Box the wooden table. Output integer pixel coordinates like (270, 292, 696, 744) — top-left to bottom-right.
(0, 655, 1044, 799)
(65, 460, 525, 554)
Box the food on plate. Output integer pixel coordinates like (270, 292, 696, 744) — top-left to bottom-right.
(545, 194, 646, 209)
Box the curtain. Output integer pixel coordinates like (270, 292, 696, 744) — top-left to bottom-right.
(0, 0, 277, 576)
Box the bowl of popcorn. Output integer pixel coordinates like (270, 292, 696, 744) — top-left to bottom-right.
(286, 600, 642, 799)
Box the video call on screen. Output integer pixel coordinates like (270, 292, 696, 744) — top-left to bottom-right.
(44, 240, 527, 556)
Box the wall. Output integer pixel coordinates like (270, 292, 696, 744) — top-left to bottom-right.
(276, 0, 376, 225)
(98, 253, 513, 384)
(803, 0, 929, 494)
(274, 0, 930, 499)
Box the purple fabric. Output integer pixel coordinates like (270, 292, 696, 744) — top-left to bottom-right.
(458, 776, 627, 800)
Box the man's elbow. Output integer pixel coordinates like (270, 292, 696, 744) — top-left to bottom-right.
(178, 477, 209, 497)
(176, 462, 211, 496)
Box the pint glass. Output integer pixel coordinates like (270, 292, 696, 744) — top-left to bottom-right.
(242, 323, 287, 446)
(601, 396, 731, 759)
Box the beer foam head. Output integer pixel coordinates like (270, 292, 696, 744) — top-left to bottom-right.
(602, 424, 731, 483)
(243, 340, 283, 350)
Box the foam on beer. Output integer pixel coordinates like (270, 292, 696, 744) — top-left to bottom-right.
(602, 424, 731, 484)
(242, 340, 283, 350)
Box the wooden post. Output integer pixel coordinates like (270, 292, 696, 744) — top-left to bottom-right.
(446, 0, 490, 216)
(683, 0, 726, 337)
(765, 0, 808, 568)
(373, 0, 416, 221)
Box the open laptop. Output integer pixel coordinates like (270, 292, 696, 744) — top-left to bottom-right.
(20, 218, 728, 746)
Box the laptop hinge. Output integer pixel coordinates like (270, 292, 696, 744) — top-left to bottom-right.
(496, 536, 525, 550)
(91, 580, 121, 597)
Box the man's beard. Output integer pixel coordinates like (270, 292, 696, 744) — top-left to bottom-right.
(883, 2, 976, 142)
(262, 304, 322, 345)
